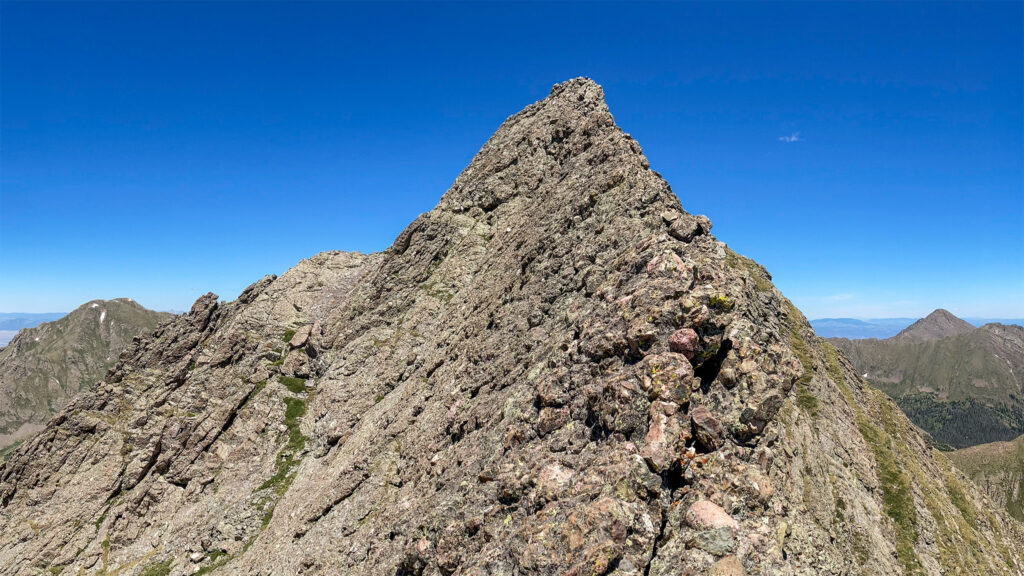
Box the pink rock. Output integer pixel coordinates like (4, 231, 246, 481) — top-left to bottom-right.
(691, 405, 724, 450)
(668, 328, 699, 359)
(685, 499, 739, 531)
(710, 555, 745, 576)
(536, 463, 574, 498)
(641, 401, 688, 472)
(645, 251, 685, 277)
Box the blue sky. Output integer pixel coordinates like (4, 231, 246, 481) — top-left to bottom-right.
(1, 2, 1021, 318)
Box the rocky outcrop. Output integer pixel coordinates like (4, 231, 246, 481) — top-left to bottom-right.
(0, 79, 1021, 575)
(0, 298, 171, 452)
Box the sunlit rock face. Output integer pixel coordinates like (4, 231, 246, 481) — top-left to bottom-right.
(1, 79, 1022, 576)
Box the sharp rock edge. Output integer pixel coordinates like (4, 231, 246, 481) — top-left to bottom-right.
(1, 78, 1022, 576)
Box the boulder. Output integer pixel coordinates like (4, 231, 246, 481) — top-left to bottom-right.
(640, 401, 689, 472)
(685, 500, 739, 531)
(282, 349, 311, 378)
(639, 353, 694, 404)
(288, 325, 313, 348)
(691, 405, 724, 451)
(668, 328, 699, 360)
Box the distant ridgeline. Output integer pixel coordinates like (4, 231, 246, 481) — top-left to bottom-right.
(810, 317, 916, 339)
(811, 314, 1024, 340)
(0, 299, 172, 453)
(0, 313, 67, 347)
(0, 312, 67, 330)
(830, 309, 1024, 449)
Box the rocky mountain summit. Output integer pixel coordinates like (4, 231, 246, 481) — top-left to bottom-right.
(832, 312, 1024, 448)
(1, 79, 1022, 575)
(892, 309, 976, 343)
(0, 299, 171, 452)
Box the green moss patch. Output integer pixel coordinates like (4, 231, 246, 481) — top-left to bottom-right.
(796, 387, 819, 415)
(259, 397, 307, 493)
(139, 561, 173, 576)
(250, 380, 267, 398)
(278, 376, 307, 394)
(709, 295, 734, 311)
(420, 280, 455, 303)
(256, 391, 309, 528)
(857, 401, 922, 574)
(195, 551, 230, 575)
(943, 469, 977, 526)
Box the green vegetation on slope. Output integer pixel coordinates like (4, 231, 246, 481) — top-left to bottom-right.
(724, 247, 772, 293)
(786, 309, 1003, 573)
(789, 308, 925, 574)
(823, 341, 1006, 573)
(257, 377, 310, 527)
(831, 323, 1024, 449)
(949, 434, 1024, 521)
(784, 305, 819, 417)
(856, 398, 922, 575)
(138, 560, 173, 576)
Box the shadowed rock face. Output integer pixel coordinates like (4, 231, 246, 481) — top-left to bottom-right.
(1, 79, 1022, 576)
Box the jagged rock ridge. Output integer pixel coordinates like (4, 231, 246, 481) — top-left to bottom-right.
(1, 79, 1022, 575)
(0, 298, 172, 452)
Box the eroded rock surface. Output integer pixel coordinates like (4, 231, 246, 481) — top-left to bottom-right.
(1, 79, 1022, 575)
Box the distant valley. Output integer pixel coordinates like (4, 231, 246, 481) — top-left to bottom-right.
(0, 313, 67, 346)
(812, 315, 1024, 339)
(831, 309, 1024, 449)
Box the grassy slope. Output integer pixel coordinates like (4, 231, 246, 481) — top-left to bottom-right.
(831, 325, 1024, 448)
(949, 434, 1024, 521)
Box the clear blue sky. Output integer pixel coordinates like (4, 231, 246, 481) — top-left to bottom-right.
(1, 2, 1021, 318)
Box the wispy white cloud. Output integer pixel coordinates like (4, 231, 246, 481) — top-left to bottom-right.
(779, 132, 801, 143)
(824, 293, 854, 301)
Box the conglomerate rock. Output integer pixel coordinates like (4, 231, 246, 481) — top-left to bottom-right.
(1, 78, 1022, 575)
